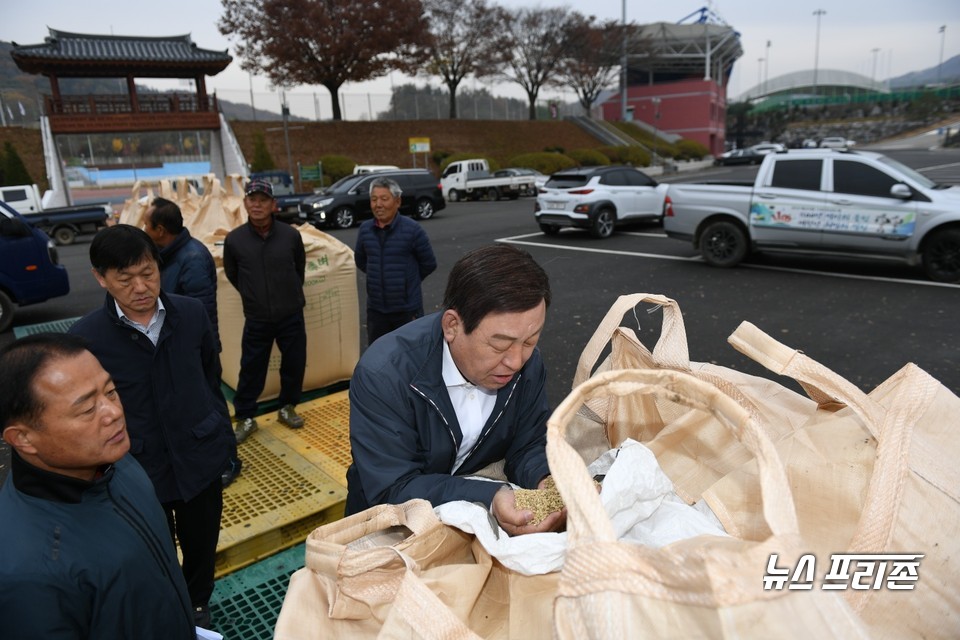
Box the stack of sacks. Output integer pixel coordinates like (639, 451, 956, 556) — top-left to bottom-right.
(119, 174, 360, 400)
(117, 174, 244, 234)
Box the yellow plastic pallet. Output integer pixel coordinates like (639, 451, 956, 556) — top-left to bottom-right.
(215, 391, 352, 577)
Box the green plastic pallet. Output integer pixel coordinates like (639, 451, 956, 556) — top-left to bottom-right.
(210, 543, 305, 638)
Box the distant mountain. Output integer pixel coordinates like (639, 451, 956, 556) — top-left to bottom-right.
(887, 54, 960, 89)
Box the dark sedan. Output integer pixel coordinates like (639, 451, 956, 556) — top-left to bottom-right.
(713, 148, 763, 166)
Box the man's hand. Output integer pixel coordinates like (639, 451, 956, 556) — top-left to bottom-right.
(491, 486, 566, 536)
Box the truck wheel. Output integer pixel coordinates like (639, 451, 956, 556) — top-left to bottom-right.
(487, 187, 500, 201)
(922, 227, 960, 283)
(539, 223, 560, 236)
(700, 220, 748, 267)
(448, 190, 461, 203)
(590, 208, 616, 239)
(53, 226, 76, 246)
(332, 207, 355, 229)
(415, 198, 435, 220)
(0, 290, 14, 333)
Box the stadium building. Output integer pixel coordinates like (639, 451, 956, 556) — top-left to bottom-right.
(599, 8, 743, 156)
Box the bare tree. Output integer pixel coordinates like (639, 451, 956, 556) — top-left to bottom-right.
(501, 6, 573, 120)
(556, 15, 623, 117)
(219, 0, 430, 121)
(422, 0, 510, 119)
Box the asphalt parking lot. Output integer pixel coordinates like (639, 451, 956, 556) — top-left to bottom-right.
(2, 150, 957, 484)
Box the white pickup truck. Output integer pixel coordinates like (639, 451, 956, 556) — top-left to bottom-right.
(663, 149, 960, 282)
(440, 159, 536, 202)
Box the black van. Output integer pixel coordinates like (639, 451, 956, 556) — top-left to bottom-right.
(298, 170, 445, 229)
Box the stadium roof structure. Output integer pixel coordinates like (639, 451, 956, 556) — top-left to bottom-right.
(626, 21, 744, 84)
(741, 68, 889, 102)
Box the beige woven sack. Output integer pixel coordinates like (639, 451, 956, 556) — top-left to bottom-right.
(702, 321, 960, 638)
(210, 223, 360, 400)
(274, 499, 558, 640)
(547, 368, 871, 639)
(116, 180, 154, 227)
(569, 294, 815, 502)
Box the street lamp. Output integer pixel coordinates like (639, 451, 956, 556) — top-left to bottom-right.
(938, 26, 947, 85)
(621, 0, 628, 121)
(765, 40, 771, 94)
(813, 9, 826, 96)
(757, 58, 764, 99)
(651, 97, 661, 166)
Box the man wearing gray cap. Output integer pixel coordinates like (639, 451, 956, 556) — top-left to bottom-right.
(223, 179, 307, 441)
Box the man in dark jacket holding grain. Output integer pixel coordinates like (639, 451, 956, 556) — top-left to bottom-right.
(354, 176, 437, 345)
(68, 225, 235, 628)
(346, 245, 564, 537)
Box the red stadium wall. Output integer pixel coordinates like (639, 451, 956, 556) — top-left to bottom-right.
(601, 78, 728, 156)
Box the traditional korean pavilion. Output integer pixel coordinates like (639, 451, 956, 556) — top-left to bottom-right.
(11, 29, 232, 134)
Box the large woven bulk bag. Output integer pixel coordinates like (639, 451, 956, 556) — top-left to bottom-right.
(275, 499, 557, 640)
(547, 368, 870, 639)
(210, 223, 359, 400)
(702, 321, 960, 638)
(569, 293, 815, 502)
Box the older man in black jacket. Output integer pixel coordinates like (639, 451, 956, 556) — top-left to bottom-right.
(69, 224, 234, 628)
(223, 179, 307, 441)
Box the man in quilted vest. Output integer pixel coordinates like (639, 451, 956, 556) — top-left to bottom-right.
(354, 177, 437, 344)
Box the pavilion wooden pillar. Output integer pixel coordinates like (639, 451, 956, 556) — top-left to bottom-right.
(127, 76, 139, 112)
(196, 74, 208, 110)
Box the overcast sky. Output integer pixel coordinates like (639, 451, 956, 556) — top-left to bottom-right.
(3, 0, 958, 107)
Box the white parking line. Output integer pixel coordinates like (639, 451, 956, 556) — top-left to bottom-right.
(496, 234, 701, 262)
(496, 233, 960, 289)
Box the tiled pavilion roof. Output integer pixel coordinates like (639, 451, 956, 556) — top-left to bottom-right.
(11, 29, 231, 77)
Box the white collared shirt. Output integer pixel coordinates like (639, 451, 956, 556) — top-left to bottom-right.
(116, 297, 166, 346)
(442, 340, 497, 473)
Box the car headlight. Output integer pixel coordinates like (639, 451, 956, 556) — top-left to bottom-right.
(311, 198, 334, 210)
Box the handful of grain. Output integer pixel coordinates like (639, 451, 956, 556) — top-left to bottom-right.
(513, 477, 565, 526)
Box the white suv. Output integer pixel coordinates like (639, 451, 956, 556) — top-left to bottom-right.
(820, 136, 850, 149)
(535, 166, 668, 238)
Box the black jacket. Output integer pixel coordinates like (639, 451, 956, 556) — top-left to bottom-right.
(159, 228, 220, 349)
(223, 220, 306, 323)
(69, 292, 234, 503)
(0, 453, 195, 638)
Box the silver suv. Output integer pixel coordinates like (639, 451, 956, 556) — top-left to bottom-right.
(535, 166, 668, 238)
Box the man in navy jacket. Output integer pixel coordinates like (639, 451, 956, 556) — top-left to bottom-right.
(0, 333, 196, 638)
(145, 196, 241, 488)
(69, 225, 234, 628)
(354, 176, 437, 344)
(346, 245, 564, 536)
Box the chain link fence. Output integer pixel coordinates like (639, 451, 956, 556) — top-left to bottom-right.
(213, 88, 591, 123)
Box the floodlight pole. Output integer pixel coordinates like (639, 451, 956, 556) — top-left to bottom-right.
(651, 97, 661, 167)
(813, 9, 826, 96)
(938, 26, 947, 85)
(621, 0, 628, 121)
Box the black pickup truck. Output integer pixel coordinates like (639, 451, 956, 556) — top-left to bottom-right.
(0, 184, 111, 246)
